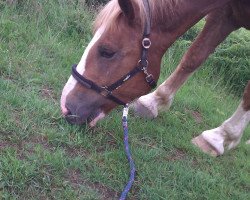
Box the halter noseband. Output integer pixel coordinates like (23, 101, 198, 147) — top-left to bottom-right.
(71, 0, 156, 106)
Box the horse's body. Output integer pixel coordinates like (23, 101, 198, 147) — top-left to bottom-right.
(61, 0, 250, 156)
(134, 0, 250, 156)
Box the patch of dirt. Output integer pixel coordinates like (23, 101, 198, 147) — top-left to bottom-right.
(25, 135, 92, 158)
(166, 148, 200, 167)
(0, 141, 15, 149)
(62, 144, 90, 158)
(167, 148, 187, 161)
(0, 135, 54, 160)
(0, 134, 92, 160)
(192, 111, 203, 123)
(191, 158, 199, 167)
(2, 75, 15, 81)
(96, 131, 118, 153)
(66, 169, 118, 200)
(27, 135, 56, 153)
(39, 87, 56, 101)
(185, 109, 203, 124)
(0, 140, 26, 160)
(10, 110, 22, 128)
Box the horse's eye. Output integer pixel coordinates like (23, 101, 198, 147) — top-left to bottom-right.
(99, 47, 116, 59)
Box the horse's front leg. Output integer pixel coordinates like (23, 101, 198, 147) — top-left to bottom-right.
(132, 8, 237, 118)
(131, 66, 187, 118)
(193, 81, 250, 156)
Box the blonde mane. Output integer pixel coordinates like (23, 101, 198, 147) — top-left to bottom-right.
(94, 0, 180, 32)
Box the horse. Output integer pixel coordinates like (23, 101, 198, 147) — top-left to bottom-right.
(60, 0, 250, 156)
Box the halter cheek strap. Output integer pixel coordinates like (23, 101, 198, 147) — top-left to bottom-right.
(71, 0, 156, 106)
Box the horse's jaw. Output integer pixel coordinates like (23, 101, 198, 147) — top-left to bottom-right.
(89, 111, 106, 127)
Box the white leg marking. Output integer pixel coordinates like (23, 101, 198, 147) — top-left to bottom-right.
(60, 28, 105, 115)
(133, 91, 160, 118)
(201, 102, 250, 155)
(132, 85, 174, 118)
(201, 127, 226, 155)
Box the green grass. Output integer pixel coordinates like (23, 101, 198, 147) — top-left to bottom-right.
(0, 1, 250, 199)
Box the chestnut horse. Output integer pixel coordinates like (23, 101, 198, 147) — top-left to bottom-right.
(61, 0, 250, 156)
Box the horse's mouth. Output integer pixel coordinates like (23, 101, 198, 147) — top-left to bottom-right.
(65, 108, 105, 127)
(88, 110, 106, 127)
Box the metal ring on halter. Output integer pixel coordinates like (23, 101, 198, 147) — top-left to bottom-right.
(142, 38, 152, 49)
(138, 59, 149, 68)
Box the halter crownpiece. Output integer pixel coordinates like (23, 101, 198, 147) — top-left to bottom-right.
(71, 0, 156, 106)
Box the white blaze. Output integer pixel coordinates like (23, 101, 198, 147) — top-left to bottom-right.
(60, 28, 104, 115)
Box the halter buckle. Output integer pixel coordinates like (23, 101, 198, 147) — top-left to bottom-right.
(142, 38, 151, 49)
(100, 87, 112, 97)
(145, 74, 157, 88)
(145, 74, 153, 82)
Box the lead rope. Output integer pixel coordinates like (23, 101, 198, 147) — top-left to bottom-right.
(119, 104, 136, 200)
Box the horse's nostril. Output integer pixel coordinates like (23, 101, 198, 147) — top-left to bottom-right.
(65, 114, 79, 125)
(66, 110, 72, 116)
(63, 104, 73, 116)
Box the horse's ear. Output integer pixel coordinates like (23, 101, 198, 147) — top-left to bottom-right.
(118, 0, 135, 21)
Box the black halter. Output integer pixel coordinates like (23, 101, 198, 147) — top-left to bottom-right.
(71, 0, 156, 106)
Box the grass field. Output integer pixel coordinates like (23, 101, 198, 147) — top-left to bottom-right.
(0, 1, 250, 199)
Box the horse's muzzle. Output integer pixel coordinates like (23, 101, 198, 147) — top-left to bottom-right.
(65, 112, 83, 125)
(64, 103, 102, 125)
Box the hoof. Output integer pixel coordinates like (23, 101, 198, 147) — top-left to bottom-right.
(192, 135, 220, 157)
(131, 100, 157, 119)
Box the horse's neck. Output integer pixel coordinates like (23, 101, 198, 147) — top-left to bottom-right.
(156, 0, 231, 50)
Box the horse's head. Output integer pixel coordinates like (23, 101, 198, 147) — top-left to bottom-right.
(61, 0, 164, 126)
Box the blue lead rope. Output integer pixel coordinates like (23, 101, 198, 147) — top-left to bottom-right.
(119, 105, 136, 200)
